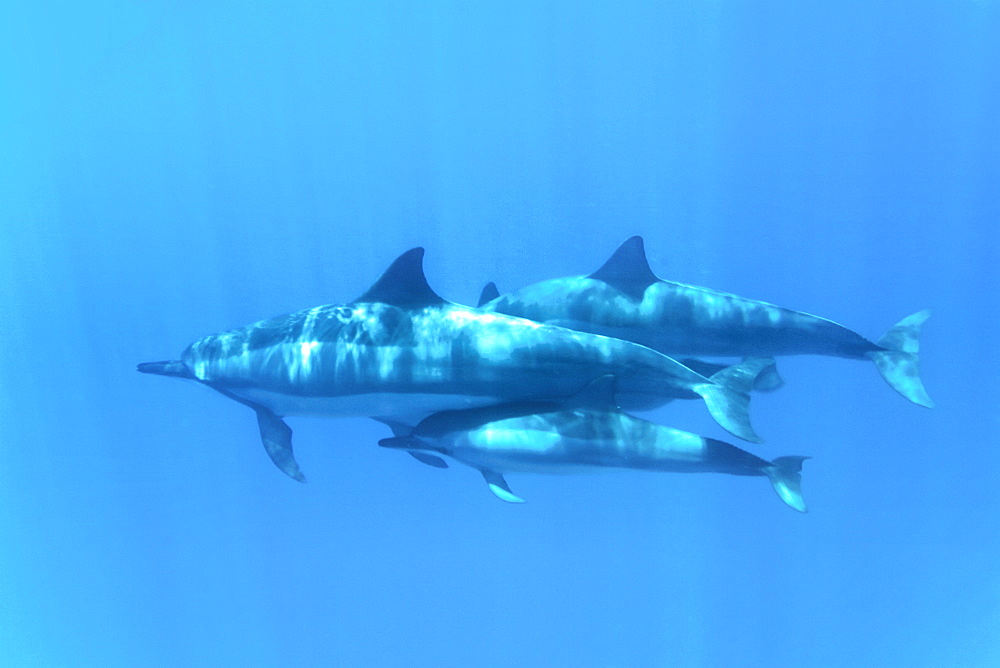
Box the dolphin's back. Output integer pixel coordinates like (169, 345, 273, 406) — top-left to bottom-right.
(484, 276, 881, 359)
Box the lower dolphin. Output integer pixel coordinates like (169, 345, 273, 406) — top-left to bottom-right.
(379, 376, 809, 512)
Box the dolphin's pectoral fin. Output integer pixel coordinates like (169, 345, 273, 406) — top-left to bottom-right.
(870, 310, 934, 408)
(408, 451, 449, 469)
(481, 469, 525, 503)
(208, 385, 306, 482)
(255, 409, 306, 483)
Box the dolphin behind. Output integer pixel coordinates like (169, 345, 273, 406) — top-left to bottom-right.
(479, 236, 933, 408)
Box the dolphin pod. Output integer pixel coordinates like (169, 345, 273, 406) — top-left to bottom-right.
(139, 238, 934, 512)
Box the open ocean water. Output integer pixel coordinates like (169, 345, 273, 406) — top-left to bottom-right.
(2, 2, 998, 666)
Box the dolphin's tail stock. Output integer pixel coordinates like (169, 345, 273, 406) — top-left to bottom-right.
(869, 310, 934, 408)
(764, 456, 809, 513)
(692, 358, 775, 443)
(137, 360, 195, 379)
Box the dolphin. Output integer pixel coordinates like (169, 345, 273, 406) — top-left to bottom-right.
(478, 281, 783, 393)
(379, 376, 809, 512)
(478, 236, 933, 408)
(138, 248, 774, 481)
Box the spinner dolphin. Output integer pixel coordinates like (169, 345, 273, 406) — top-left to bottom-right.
(139, 248, 773, 481)
(478, 236, 933, 407)
(379, 376, 809, 512)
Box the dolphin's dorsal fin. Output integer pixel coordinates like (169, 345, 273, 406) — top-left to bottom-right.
(477, 282, 500, 307)
(353, 248, 448, 308)
(588, 236, 659, 300)
(565, 374, 620, 410)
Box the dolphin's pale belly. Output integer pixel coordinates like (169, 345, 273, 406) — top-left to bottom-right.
(233, 388, 501, 421)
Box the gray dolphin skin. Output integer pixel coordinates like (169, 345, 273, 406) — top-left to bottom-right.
(478, 236, 933, 408)
(379, 376, 808, 512)
(138, 248, 773, 480)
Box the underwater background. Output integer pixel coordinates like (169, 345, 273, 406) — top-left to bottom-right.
(2, 2, 998, 666)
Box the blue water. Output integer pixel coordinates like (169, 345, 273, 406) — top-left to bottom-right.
(2, 2, 998, 666)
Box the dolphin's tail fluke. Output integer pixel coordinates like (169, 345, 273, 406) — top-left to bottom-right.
(746, 358, 785, 392)
(709, 357, 777, 396)
(694, 358, 775, 443)
(765, 456, 809, 513)
(137, 360, 195, 379)
(679, 358, 785, 393)
(695, 385, 760, 443)
(869, 310, 934, 408)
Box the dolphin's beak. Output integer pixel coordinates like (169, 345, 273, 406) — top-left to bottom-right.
(137, 360, 195, 379)
(378, 436, 423, 450)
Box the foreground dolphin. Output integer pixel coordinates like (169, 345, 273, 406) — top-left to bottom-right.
(379, 376, 809, 512)
(478, 236, 933, 407)
(139, 248, 773, 481)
